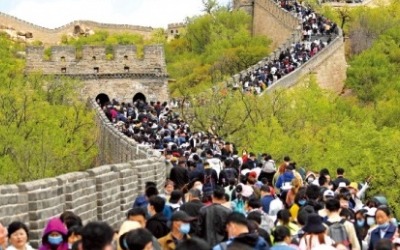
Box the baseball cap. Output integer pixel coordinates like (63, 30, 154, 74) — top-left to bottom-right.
(248, 171, 257, 179)
(323, 189, 335, 198)
(171, 211, 195, 222)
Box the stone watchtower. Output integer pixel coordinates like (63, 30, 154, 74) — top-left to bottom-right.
(25, 44, 169, 104)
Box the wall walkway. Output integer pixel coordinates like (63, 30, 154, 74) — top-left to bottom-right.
(230, 0, 346, 93)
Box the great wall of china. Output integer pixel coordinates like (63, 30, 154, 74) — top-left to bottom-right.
(0, 0, 347, 245)
(0, 11, 155, 44)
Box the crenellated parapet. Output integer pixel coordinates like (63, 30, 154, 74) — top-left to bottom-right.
(0, 11, 155, 44)
(25, 44, 167, 76)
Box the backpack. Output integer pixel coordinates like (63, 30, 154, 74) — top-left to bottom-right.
(224, 168, 236, 183)
(326, 219, 351, 249)
(203, 169, 214, 196)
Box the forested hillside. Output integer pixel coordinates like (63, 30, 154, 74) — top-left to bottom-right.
(0, 33, 98, 184)
(166, 2, 400, 215)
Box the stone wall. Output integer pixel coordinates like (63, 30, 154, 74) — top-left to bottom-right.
(263, 33, 346, 93)
(0, 99, 166, 248)
(234, 0, 302, 48)
(230, 0, 346, 93)
(25, 45, 167, 75)
(25, 44, 169, 103)
(0, 11, 154, 44)
(82, 77, 169, 104)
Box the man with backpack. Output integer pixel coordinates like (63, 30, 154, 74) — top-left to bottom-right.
(218, 158, 238, 187)
(325, 198, 360, 250)
(202, 162, 218, 198)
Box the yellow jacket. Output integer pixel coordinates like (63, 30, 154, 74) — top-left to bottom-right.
(158, 233, 190, 250)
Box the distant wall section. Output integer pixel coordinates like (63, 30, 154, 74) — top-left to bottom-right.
(231, 0, 346, 93)
(234, 0, 302, 48)
(0, 11, 154, 44)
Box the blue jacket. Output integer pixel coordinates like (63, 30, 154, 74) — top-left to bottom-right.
(271, 243, 296, 250)
(261, 195, 275, 214)
(368, 223, 397, 250)
(275, 171, 295, 190)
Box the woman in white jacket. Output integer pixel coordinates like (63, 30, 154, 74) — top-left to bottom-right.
(6, 222, 35, 250)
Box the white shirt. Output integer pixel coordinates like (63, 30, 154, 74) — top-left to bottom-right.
(299, 235, 335, 250)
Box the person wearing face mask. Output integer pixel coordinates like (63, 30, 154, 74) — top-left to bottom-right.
(367, 207, 397, 250)
(289, 188, 307, 223)
(364, 207, 378, 248)
(354, 209, 369, 250)
(158, 211, 194, 250)
(39, 218, 68, 250)
(180, 189, 205, 235)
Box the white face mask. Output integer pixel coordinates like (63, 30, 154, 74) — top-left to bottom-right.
(367, 217, 376, 226)
(195, 185, 203, 192)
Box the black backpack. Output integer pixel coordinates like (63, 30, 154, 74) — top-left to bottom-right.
(222, 168, 236, 185)
(203, 169, 214, 195)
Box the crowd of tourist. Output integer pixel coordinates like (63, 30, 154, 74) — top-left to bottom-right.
(1, 152, 399, 250)
(237, 0, 339, 94)
(0, 3, 384, 250)
(0, 98, 398, 250)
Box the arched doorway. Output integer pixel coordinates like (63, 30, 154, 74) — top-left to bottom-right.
(95, 93, 110, 107)
(133, 93, 146, 103)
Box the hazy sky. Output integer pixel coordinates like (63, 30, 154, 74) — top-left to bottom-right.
(0, 0, 231, 29)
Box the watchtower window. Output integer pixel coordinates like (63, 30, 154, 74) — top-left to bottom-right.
(92, 56, 96, 60)
(61, 56, 65, 62)
(124, 66, 130, 72)
(124, 55, 128, 60)
(170, 30, 174, 34)
(175, 30, 179, 34)
(93, 67, 99, 73)
(61, 67, 66, 73)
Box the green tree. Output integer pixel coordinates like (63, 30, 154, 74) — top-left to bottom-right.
(166, 8, 271, 97)
(0, 33, 98, 184)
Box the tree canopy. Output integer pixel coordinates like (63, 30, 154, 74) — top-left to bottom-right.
(0, 33, 98, 184)
(165, 7, 271, 97)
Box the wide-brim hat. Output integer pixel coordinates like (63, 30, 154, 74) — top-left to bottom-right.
(303, 214, 326, 234)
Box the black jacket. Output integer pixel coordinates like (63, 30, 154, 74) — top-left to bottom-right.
(231, 233, 270, 250)
(146, 212, 169, 239)
(180, 199, 205, 234)
(197, 203, 231, 246)
(332, 176, 351, 190)
(170, 166, 189, 189)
